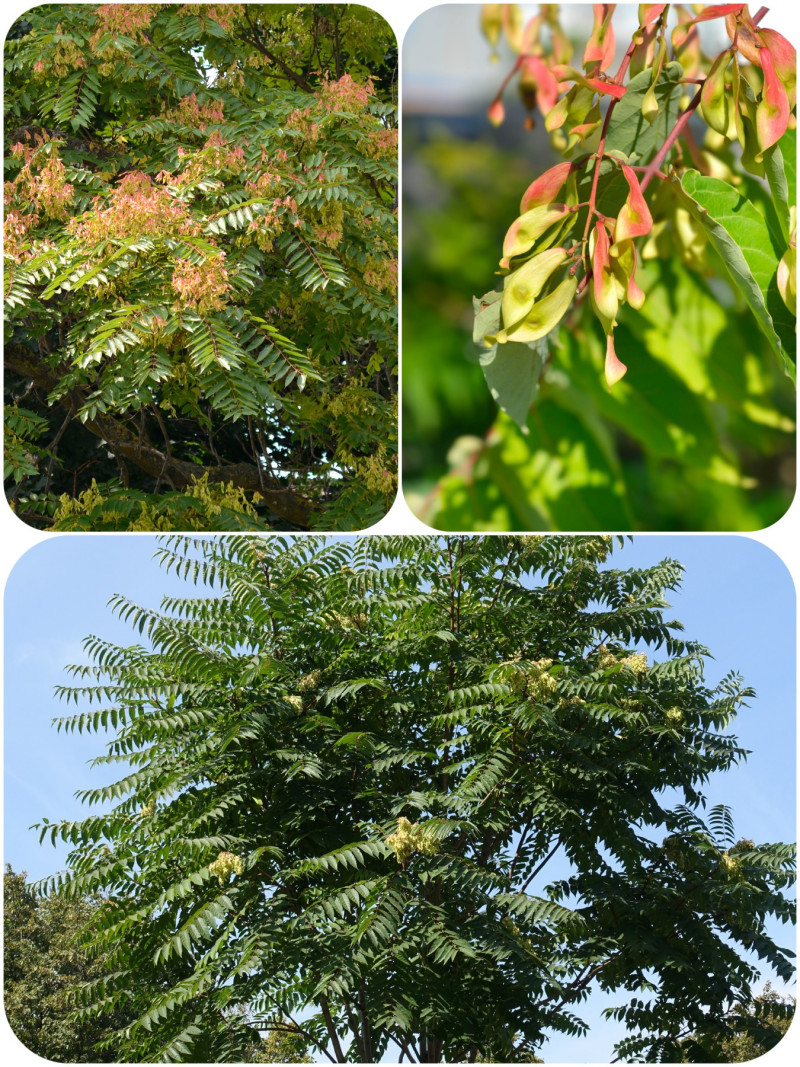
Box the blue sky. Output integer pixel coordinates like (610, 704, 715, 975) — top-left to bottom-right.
(3, 533, 796, 1061)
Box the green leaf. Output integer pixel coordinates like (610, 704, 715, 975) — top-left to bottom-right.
(763, 141, 792, 244)
(478, 340, 545, 432)
(472, 289, 502, 348)
(604, 61, 684, 165)
(677, 171, 795, 380)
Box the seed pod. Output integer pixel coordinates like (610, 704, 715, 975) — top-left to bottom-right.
(480, 4, 503, 61)
(759, 28, 796, 109)
(605, 331, 627, 387)
(519, 161, 574, 213)
(777, 212, 796, 312)
(518, 55, 559, 118)
(501, 246, 568, 329)
(498, 273, 577, 343)
(584, 4, 616, 71)
(615, 165, 653, 242)
(591, 221, 618, 325)
(701, 50, 734, 135)
(756, 45, 790, 154)
(500, 203, 570, 268)
(610, 238, 646, 310)
(488, 98, 506, 126)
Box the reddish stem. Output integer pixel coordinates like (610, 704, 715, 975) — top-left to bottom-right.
(639, 87, 702, 191)
(580, 36, 640, 252)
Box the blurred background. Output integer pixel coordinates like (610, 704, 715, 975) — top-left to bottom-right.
(402, 4, 796, 531)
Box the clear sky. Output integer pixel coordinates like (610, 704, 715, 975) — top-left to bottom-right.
(3, 533, 796, 1062)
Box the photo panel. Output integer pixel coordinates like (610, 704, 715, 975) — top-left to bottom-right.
(4, 3, 397, 533)
(402, 4, 796, 532)
(4, 532, 796, 1062)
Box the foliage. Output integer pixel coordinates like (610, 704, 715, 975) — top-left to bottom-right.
(4, 4, 397, 531)
(3, 864, 135, 1061)
(680, 982, 795, 1062)
(249, 1020, 314, 1063)
(404, 4, 795, 531)
(36, 535, 795, 1062)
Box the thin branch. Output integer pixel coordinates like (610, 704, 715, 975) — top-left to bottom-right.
(519, 837, 562, 894)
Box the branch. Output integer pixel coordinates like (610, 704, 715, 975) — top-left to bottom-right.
(240, 8, 315, 93)
(5, 343, 319, 527)
(318, 994, 346, 1063)
(519, 837, 562, 894)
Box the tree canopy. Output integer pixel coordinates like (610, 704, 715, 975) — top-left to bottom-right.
(3, 864, 135, 1061)
(681, 983, 795, 1063)
(4, 4, 397, 531)
(35, 535, 795, 1062)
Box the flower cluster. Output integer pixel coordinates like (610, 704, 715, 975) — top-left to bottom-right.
(621, 651, 648, 676)
(504, 657, 557, 700)
(330, 611, 368, 630)
(164, 94, 225, 132)
(664, 706, 684, 728)
(70, 172, 199, 245)
(364, 126, 398, 161)
(6, 140, 74, 223)
(385, 817, 440, 868)
(285, 695, 303, 712)
(313, 200, 344, 248)
(208, 850, 245, 884)
(719, 850, 744, 880)
(173, 137, 246, 188)
(179, 4, 238, 33)
(171, 254, 230, 314)
(363, 254, 398, 293)
(298, 669, 322, 691)
(29, 26, 86, 77)
(316, 73, 374, 115)
(91, 4, 157, 42)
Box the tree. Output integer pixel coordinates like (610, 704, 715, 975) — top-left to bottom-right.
(404, 4, 795, 531)
(249, 1020, 314, 1063)
(4, 4, 397, 532)
(37, 536, 795, 1062)
(3, 864, 135, 1061)
(681, 983, 795, 1062)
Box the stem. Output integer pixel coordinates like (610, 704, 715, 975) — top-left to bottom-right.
(581, 36, 640, 251)
(318, 994, 346, 1063)
(519, 836, 562, 894)
(490, 55, 524, 107)
(639, 86, 701, 191)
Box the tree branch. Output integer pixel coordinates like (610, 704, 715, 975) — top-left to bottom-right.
(6, 343, 319, 527)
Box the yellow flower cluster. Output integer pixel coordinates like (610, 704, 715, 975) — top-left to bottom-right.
(596, 645, 618, 669)
(503, 658, 557, 701)
(719, 851, 744, 880)
(285, 695, 303, 712)
(298, 669, 322, 692)
(521, 659, 557, 700)
(139, 800, 156, 818)
(596, 646, 648, 675)
(664, 707, 684, 728)
(331, 611, 368, 630)
(621, 652, 648, 675)
(208, 850, 245, 885)
(385, 817, 440, 867)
